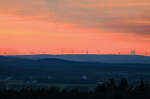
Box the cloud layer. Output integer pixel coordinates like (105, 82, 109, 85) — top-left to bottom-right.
(46, 0, 150, 35)
(0, 0, 150, 35)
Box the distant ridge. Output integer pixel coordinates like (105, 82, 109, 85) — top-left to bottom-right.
(0, 55, 150, 84)
(5, 54, 150, 64)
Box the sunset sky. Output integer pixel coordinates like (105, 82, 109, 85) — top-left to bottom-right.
(0, 0, 150, 55)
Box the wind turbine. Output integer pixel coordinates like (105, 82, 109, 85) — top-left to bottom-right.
(72, 49, 74, 54)
(130, 50, 136, 55)
(97, 50, 100, 55)
(145, 52, 148, 56)
(86, 49, 89, 55)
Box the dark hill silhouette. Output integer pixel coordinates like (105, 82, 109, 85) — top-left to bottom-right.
(0, 56, 150, 83)
(8, 54, 150, 64)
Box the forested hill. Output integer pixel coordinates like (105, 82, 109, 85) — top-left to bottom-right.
(8, 54, 150, 64)
(0, 56, 150, 83)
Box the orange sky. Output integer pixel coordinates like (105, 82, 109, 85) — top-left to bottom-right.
(0, 0, 150, 55)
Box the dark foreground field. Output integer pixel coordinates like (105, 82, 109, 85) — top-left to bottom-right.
(0, 79, 150, 99)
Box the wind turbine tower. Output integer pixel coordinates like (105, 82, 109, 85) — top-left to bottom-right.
(86, 49, 89, 55)
(130, 50, 136, 55)
(145, 52, 148, 56)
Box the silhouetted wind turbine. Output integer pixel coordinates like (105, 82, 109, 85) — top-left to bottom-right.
(86, 49, 89, 55)
(145, 52, 148, 56)
(130, 50, 136, 55)
(97, 50, 100, 55)
(72, 49, 74, 54)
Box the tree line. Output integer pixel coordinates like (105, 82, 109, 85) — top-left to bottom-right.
(0, 79, 150, 99)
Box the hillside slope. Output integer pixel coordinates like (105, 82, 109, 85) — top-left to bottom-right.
(8, 54, 150, 64)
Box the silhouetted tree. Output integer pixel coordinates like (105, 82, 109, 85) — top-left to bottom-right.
(0, 79, 150, 99)
(118, 79, 128, 91)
